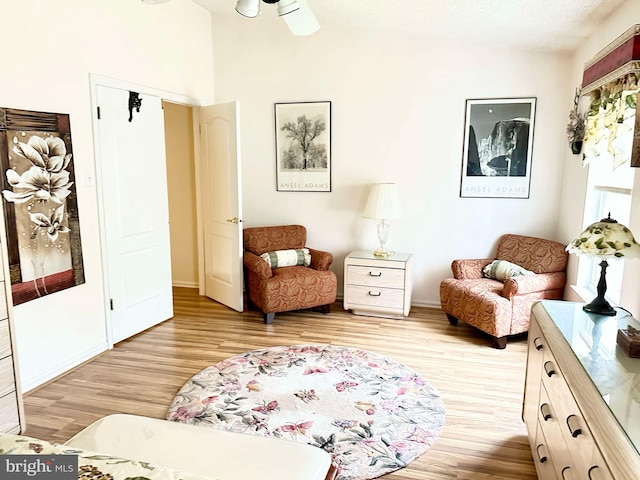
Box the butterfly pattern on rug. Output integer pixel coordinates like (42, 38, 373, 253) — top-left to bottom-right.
(167, 344, 445, 480)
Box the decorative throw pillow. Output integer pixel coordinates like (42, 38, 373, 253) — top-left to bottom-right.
(260, 248, 311, 268)
(482, 260, 534, 281)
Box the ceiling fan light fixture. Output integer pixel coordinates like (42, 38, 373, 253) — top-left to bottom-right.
(235, 0, 260, 18)
(277, 0, 300, 16)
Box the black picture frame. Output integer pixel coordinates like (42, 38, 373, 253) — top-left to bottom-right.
(460, 97, 536, 199)
(275, 101, 331, 192)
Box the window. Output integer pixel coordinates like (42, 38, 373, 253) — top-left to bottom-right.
(577, 160, 635, 305)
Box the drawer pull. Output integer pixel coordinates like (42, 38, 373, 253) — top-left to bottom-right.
(540, 403, 552, 421)
(536, 444, 548, 463)
(368, 271, 382, 277)
(533, 337, 544, 350)
(562, 466, 574, 480)
(566, 415, 582, 437)
(588, 466, 606, 480)
(368, 291, 381, 297)
(543, 361, 556, 377)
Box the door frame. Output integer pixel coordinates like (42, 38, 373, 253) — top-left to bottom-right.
(89, 74, 204, 347)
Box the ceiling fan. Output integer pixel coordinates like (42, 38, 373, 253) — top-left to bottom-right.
(235, 0, 319, 36)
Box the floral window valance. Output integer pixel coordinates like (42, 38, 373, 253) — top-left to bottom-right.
(583, 73, 639, 169)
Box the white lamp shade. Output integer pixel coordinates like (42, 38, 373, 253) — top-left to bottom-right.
(141, 0, 171, 4)
(235, 0, 260, 17)
(363, 183, 401, 220)
(566, 216, 640, 260)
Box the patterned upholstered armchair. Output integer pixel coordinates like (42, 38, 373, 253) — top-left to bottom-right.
(439, 234, 568, 348)
(243, 225, 337, 324)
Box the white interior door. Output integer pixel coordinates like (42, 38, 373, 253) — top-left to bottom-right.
(95, 85, 173, 343)
(200, 102, 243, 312)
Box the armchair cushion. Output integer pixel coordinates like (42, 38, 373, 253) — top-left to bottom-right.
(482, 259, 533, 281)
(260, 248, 311, 268)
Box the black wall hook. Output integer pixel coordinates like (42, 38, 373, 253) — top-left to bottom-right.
(128, 91, 142, 122)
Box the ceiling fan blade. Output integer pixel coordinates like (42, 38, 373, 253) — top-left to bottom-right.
(282, 0, 319, 36)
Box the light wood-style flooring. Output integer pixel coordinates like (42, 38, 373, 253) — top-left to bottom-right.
(23, 287, 537, 479)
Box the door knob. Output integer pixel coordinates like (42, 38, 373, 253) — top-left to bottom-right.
(226, 217, 240, 224)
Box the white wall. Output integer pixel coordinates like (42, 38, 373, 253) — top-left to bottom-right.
(0, 0, 214, 391)
(559, 1, 640, 315)
(211, 14, 571, 306)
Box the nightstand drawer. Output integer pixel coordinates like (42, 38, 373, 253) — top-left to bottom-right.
(345, 285, 404, 309)
(347, 265, 405, 288)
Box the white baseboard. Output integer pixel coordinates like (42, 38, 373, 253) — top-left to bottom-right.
(21, 343, 109, 393)
(172, 281, 199, 288)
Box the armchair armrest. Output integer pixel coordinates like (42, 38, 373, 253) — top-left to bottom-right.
(308, 248, 333, 271)
(502, 272, 566, 299)
(243, 251, 273, 279)
(451, 258, 494, 279)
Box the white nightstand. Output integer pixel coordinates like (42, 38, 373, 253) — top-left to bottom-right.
(343, 250, 412, 319)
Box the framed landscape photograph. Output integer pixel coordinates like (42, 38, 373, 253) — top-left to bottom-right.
(460, 97, 536, 198)
(275, 101, 331, 192)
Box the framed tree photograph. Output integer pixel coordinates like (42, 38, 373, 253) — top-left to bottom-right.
(460, 97, 536, 198)
(275, 101, 331, 192)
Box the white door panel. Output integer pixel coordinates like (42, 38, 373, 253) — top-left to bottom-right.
(96, 85, 173, 343)
(200, 102, 243, 312)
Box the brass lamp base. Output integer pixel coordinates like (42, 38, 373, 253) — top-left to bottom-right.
(373, 249, 392, 258)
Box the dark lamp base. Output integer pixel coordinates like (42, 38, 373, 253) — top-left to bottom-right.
(583, 297, 616, 316)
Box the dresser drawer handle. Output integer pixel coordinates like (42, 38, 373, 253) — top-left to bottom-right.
(536, 444, 548, 463)
(540, 403, 552, 421)
(368, 271, 382, 277)
(543, 361, 556, 377)
(588, 466, 606, 480)
(562, 466, 574, 480)
(533, 337, 544, 350)
(566, 415, 582, 437)
(368, 291, 381, 297)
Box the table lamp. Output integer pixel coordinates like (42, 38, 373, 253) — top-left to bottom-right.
(362, 183, 401, 258)
(566, 214, 640, 316)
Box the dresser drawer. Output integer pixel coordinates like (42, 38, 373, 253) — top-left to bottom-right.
(538, 382, 575, 478)
(541, 352, 601, 478)
(0, 356, 16, 398)
(0, 284, 7, 320)
(0, 319, 11, 360)
(347, 265, 405, 289)
(345, 285, 404, 309)
(0, 392, 19, 433)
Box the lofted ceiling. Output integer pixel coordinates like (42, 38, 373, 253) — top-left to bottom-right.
(189, 0, 626, 52)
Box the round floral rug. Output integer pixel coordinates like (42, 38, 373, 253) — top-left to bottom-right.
(167, 344, 445, 480)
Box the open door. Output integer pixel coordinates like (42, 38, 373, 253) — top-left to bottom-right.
(199, 102, 244, 312)
(95, 84, 173, 343)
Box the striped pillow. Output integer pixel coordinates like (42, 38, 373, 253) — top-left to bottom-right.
(260, 248, 311, 268)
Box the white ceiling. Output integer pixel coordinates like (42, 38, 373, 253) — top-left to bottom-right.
(189, 0, 626, 52)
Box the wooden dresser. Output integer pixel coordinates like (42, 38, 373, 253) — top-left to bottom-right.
(524, 300, 640, 479)
(0, 237, 23, 434)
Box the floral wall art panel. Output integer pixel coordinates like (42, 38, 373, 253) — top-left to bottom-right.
(460, 97, 536, 199)
(0, 107, 85, 306)
(275, 101, 331, 192)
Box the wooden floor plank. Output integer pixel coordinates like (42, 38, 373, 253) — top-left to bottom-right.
(23, 287, 537, 479)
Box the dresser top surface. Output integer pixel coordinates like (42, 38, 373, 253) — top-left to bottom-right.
(347, 250, 411, 262)
(538, 300, 640, 454)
